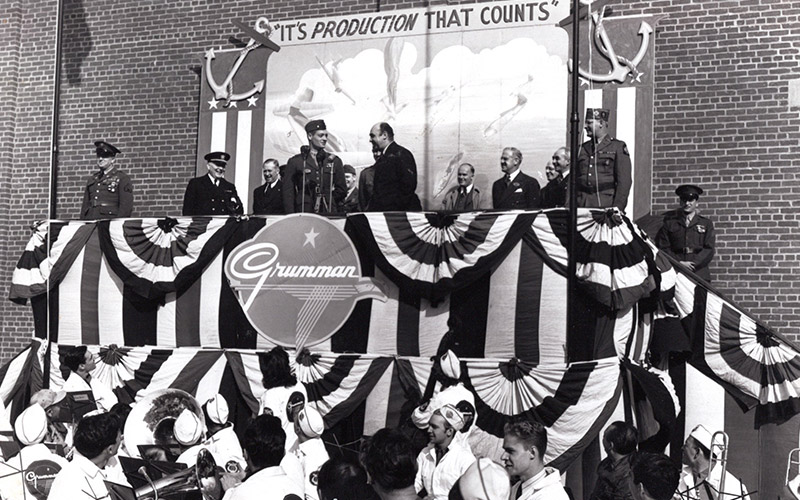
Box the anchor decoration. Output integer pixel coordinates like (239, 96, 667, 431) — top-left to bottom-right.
(569, 5, 653, 84)
(205, 17, 279, 107)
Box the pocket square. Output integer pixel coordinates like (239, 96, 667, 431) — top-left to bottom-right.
(514, 188, 523, 193)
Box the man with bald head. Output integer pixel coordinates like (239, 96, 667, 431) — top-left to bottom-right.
(253, 159, 284, 215)
(491, 147, 540, 210)
(368, 122, 421, 211)
(442, 163, 483, 211)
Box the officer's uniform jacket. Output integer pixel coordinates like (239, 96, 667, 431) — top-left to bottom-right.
(182, 175, 243, 216)
(81, 166, 133, 219)
(576, 135, 632, 210)
(282, 149, 346, 214)
(656, 210, 715, 281)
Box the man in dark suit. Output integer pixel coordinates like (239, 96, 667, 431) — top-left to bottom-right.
(341, 164, 360, 213)
(539, 161, 561, 209)
(367, 122, 421, 211)
(282, 120, 346, 214)
(491, 147, 540, 210)
(358, 148, 379, 211)
(181, 151, 243, 216)
(252, 158, 284, 215)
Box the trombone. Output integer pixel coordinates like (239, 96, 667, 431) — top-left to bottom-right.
(710, 431, 729, 500)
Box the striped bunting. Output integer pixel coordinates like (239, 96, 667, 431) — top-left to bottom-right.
(10, 221, 95, 302)
(98, 217, 240, 299)
(0, 339, 44, 430)
(346, 211, 537, 301)
(463, 357, 622, 470)
(527, 208, 660, 310)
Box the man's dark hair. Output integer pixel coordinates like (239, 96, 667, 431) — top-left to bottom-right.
(631, 452, 680, 500)
(317, 457, 378, 500)
(62, 345, 88, 373)
(243, 414, 285, 469)
(259, 346, 297, 389)
(361, 428, 417, 491)
(504, 419, 547, 458)
(73, 412, 120, 459)
(605, 421, 638, 455)
(109, 403, 132, 429)
(378, 122, 394, 141)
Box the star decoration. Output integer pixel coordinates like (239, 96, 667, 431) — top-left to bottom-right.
(303, 227, 319, 248)
(247, 96, 259, 107)
(208, 99, 219, 110)
(228, 101, 238, 108)
(579, 76, 590, 87)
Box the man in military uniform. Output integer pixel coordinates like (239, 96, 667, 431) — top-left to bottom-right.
(182, 151, 243, 216)
(283, 120, 346, 214)
(656, 184, 715, 281)
(341, 164, 360, 213)
(576, 108, 632, 211)
(253, 158, 284, 215)
(80, 141, 133, 219)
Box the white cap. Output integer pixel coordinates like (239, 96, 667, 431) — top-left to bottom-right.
(440, 350, 461, 380)
(296, 407, 324, 438)
(688, 424, 713, 450)
(204, 394, 229, 425)
(15, 404, 48, 445)
(438, 404, 465, 432)
(411, 403, 433, 429)
(174, 409, 203, 446)
(458, 459, 511, 500)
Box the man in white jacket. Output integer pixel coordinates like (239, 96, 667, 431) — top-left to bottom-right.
(502, 420, 568, 500)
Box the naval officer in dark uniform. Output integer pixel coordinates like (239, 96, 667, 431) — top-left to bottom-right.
(80, 141, 133, 219)
(282, 119, 346, 214)
(181, 151, 243, 216)
(252, 158, 284, 215)
(656, 184, 715, 281)
(576, 108, 632, 211)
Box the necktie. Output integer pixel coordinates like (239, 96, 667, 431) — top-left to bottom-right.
(265, 184, 271, 194)
(435, 447, 444, 465)
(515, 483, 523, 499)
(214, 179, 219, 187)
(505, 174, 512, 186)
(455, 188, 466, 210)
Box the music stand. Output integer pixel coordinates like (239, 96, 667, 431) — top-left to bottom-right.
(0, 440, 20, 461)
(51, 390, 96, 423)
(119, 456, 188, 490)
(104, 480, 137, 500)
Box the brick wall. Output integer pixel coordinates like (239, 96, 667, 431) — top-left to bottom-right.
(2, 0, 800, 363)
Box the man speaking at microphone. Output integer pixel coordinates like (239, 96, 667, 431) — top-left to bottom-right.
(283, 120, 347, 214)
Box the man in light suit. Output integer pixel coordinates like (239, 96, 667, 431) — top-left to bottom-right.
(491, 147, 540, 210)
(252, 159, 284, 215)
(442, 163, 483, 212)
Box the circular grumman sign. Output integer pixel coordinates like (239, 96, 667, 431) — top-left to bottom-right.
(24, 460, 62, 499)
(225, 214, 385, 347)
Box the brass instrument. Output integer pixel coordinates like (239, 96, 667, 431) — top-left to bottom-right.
(710, 431, 729, 500)
(125, 388, 206, 459)
(135, 448, 223, 500)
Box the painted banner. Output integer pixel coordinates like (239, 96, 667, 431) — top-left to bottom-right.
(198, 0, 573, 212)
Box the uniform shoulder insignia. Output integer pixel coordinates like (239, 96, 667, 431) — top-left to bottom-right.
(622, 144, 630, 156)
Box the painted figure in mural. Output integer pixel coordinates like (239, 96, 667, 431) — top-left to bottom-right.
(441, 163, 483, 212)
(656, 184, 715, 281)
(253, 158, 284, 215)
(283, 119, 347, 214)
(576, 108, 632, 211)
(182, 151, 243, 216)
(341, 164, 360, 213)
(367, 122, 421, 212)
(81, 141, 133, 219)
(358, 147, 379, 212)
(491, 147, 540, 210)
